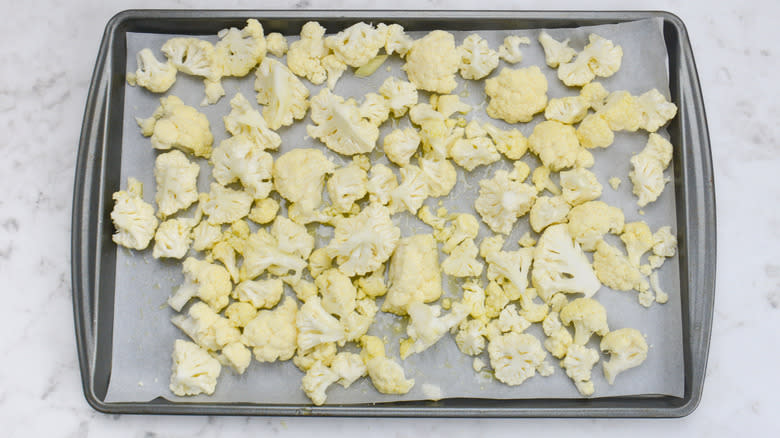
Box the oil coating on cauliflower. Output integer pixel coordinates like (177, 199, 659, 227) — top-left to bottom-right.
(128, 48, 177, 93)
(325, 22, 385, 68)
(383, 234, 442, 315)
(566, 201, 625, 251)
(273, 148, 336, 221)
(488, 332, 553, 386)
(537, 31, 576, 68)
(379, 77, 419, 117)
(168, 257, 232, 312)
(286, 21, 329, 85)
(475, 169, 537, 235)
(308, 89, 380, 156)
(327, 157, 369, 213)
(388, 165, 429, 214)
(152, 218, 194, 259)
(630, 133, 674, 207)
(137, 95, 214, 158)
(360, 335, 415, 395)
(400, 302, 469, 359)
(458, 33, 499, 80)
(557, 34, 623, 87)
(223, 92, 281, 151)
(214, 19, 267, 78)
(383, 127, 420, 167)
(529, 195, 571, 233)
(636, 88, 678, 132)
(527, 120, 581, 171)
(560, 344, 600, 396)
(532, 224, 601, 302)
(485, 66, 548, 123)
(169, 339, 221, 397)
(402, 30, 460, 94)
(498, 35, 530, 64)
(242, 296, 298, 362)
(110, 178, 158, 250)
(254, 57, 310, 130)
(600, 328, 648, 384)
(559, 168, 603, 206)
(326, 204, 401, 277)
(576, 113, 614, 149)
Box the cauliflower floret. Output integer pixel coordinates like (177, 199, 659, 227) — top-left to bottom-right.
(579, 82, 609, 109)
(296, 296, 345, 351)
(402, 30, 460, 93)
(129, 48, 177, 93)
(355, 266, 387, 299)
(652, 226, 677, 258)
(265, 32, 288, 57)
(414, 115, 465, 160)
(254, 57, 310, 130)
(286, 21, 329, 85)
(272, 216, 313, 258)
(307, 89, 379, 156)
(419, 157, 457, 198)
(383, 234, 442, 315)
(241, 296, 298, 362)
(437, 213, 480, 253)
(201, 183, 252, 225)
(169, 339, 221, 397)
(293, 342, 337, 372)
(542, 311, 573, 359)
(341, 298, 378, 341)
(232, 278, 284, 309)
(537, 31, 576, 68)
(560, 344, 600, 396)
(168, 257, 231, 312)
(458, 33, 499, 80)
(442, 240, 484, 278)
(248, 198, 279, 225)
(532, 224, 601, 302)
(559, 298, 609, 345)
(460, 281, 486, 319)
(483, 244, 534, 298)
(482, 123, 528, 160)
(559, 168, 603, 206)
(301, 360, 339, 406)
(224, 302, 257, 328)
(576, 113, 614, 149)
(488, 332, 553, 385)
(111, 178, 158, 250)
(214, 19, 266, 77)
(359, 92, 390, 126)
(566, 201, 625, 251)
(307, 248, 333, 280)
(598, 91, 641, 132)
(219, 341, 252, 374)
(528, 120, 581, 171)
(485, 66, 548, 123)
(545, 96, 589, 124)
(608, 177, 622, 190)
(136, 95, 213, 158)
(223, 92, 281, 151)
(593, 240, 649, 293)
(400, 302, 469, 359)
(360, 335, 415, 395)
(210, 135, 273, 200)
(450, 136, 501, 171)
(191, 221, 222, 252)
(497, 304, 531, 333)
(629, 133, 674, 207)
(331, 352, 368, 388)
(498, 35, 529, 64)
(636, 88, 678, 132)
(621, 221, 655, 268)
(484, 280, 510, 318)
(326, 204, 400, 277)
(273, 148, 336, 220)
(153, 150, 200, 217)
(379, 77, 418, 117)
(383, 128, 420, 167)
(152, 218, 194, 259)
(456, 318, 487, 356)
(531, 166, 561, 195)
(600, 328, 648, 384)
(315, 268, 357, 318)
(529, 195, 570, 233)
(324, 22, 385, 68)
(327, 158, 369, 212)
(432, 94, 471, 118)
(240, 229, 308, 282)
(367, 163, 398, 206)
(379, 23, 414, 57)
(162, 37, 219, 79)
(170, 301, 240, 351)
(475, 169, 536, 235)
(558, 34, 623, 87)
(650, 271, 669, 304)
(388, 165, 429, 214)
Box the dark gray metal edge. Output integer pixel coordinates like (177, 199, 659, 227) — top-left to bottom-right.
(72, 9, 715, 418)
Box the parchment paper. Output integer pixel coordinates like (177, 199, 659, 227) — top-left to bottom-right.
(106, 18, 684, 404)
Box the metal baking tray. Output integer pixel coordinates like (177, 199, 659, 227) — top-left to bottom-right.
(71, 9, 715, 417)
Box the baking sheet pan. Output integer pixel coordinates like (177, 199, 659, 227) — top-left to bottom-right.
(71, 9, 715, 417)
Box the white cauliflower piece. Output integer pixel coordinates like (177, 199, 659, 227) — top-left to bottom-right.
(650, 271, 669, 304)
(419, 157, 457, 198)
(111, 178, 158, 250)
(460, 281, 486, 319)
(214, 19, 266, 77)
(136, 95, 213, 158)
(162, 37, 219, 79)
(529, 195, 571, 233)
(201, 183, 252, 225)
(566, 201, 625, 251)
(254, 57, 310, 130)
(210, 135, 273, 200)
(598, 91, 641, 132)
(301, 360, 339, 406)
(152, 218, 194, 259)
(488, 332, 553, 386)
(379, 23, 414, 57)
(169, 339, 221, 396)
(497, 304, 531, 333)
(293, 342, 338, 372)
(383, 127, 420, 167)
(600, 328, 648, 384)
(559, 168, 603, 206)
(170, 301, 240, 351)
(485, 66, 548, 123)
(532, 224, 601, 302)
(400, 302, 468, 359)
(653, 226, 677, 258)
(168, 257, 231, 312)
(537, 31, 576, 68)
(542, 311, 573, 359)
(219, 342, 252, 374)
(484, 280, 510, 319)
(223, 92, 281, 151)
(286, 21, 329, 85)
(561, 344, 600, 396)
(456, 319, 487, 356)
(450, 136, 501, 171)
(402, 30, 459, 94)
(355, 267, 387, 299)
(154, 150, 200, 217)
(576, 113, 614, 149)
(498, 35, 529, 64)
(559, 298, 609, 345)
(528, 120, 581, 171)
(307, 89, 379, 156)
(531, 166, 561, 195)
(240, 229, 307, 282)
(297, 296, 346, 351)
(265, 32, 288, 57)
(248, 198, 279, 225)
(327, 158, 369, 212)
(545, 96, 589, 124)
(232, 278, 284, 309)
(475, 169, 536, 235)
(438, 213, 480, 254)
(458, 33, 499, 80)
(224, 302, 257, 328)
(367, 163, 398, 206)
(360, 335, 415, 395)
(242, 296, 298, 362)
(191, 221, 222, 252)
(636, 89, 678, 132)
(483, 123, 528, 160)
(558, 34, 623, 87)
(486, 247, 535, 302)
(383, 234, 442, 315)
(592, 240, 649, 293)
(331, 352, 368, 388)
(273, 148, 335, 220)
(620, 221, 655, 269)
(441, 240, 484, 278)
(129, 48, 177, 93)
(341, 298, 378, 341)
(630, 133, 674, 207)
(388, 165, 429, 214)
(315, 268, 357, 318)
(325, 22, 385, 68)
(359, 92, 390, 126)
(379, 77, 418, 117)
(326, 204, 400, 277)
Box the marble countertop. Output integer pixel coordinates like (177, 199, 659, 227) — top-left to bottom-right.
(1, 0, 777, 435)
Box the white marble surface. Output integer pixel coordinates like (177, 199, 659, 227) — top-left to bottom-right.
(0, 0, 777, 435)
